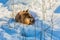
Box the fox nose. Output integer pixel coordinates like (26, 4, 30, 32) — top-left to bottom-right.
(30, 18, 34, 22)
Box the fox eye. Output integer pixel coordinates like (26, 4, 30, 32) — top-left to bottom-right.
(23, 14, 28, 15)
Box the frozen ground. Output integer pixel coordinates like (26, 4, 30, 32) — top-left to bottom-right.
(0, 0, 60, 40)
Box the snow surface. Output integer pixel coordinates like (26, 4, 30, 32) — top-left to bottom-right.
(0, 0, 60, 40)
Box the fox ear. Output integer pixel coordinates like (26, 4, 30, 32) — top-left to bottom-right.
(26, 9, 29, 12)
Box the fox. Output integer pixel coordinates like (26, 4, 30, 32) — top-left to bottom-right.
(15, 9, 35, 25)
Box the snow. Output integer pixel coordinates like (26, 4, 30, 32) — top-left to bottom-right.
(0, 0, 60, 40)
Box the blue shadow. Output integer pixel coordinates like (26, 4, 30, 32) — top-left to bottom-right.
(54, 6, 60, 13)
